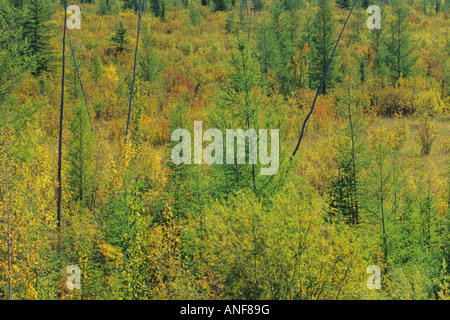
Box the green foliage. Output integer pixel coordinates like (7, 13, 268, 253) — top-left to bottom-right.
(67, 103, 96, 207)
(0, 0, 449, 301)
(328, 90, 366, 225)
(99, 0, 120, 15)
(22, 0, 56, 76)
(189, 1, 201, 25)
(255, 18, 282, 77)
(384, 2, 417, 83)
(0, 1, 29, 103)
(165, 103, 192, 222)
(138, 26, 164, 84)
(415, 116, 438, 155)
(311, 0, 338, 94)
(213, 0, 226, 11)
(110, 21, 130, 53)
(336, 0, 350, 9)
(150, 0, 166, 19)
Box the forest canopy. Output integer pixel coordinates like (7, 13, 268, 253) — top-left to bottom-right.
(0, 0, 449, 300)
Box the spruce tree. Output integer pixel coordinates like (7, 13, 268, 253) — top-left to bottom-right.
(311, 0, 338, 94)
(384, 1, 416, 83)
(213, 0, 226, 11)
(138, 26, 164, 84)
(328, 75, 366, 225)
(189, 1, 201, 26)
(165, 103, 192, 222)
(269, 0, 299, 95)
(67, 103, 95, 207)
(110, 21, 130, 53)
(209, 38, 285, 198)
(22, 0, 56, 76)
(336, 0, 350, 9)
(368, 26, 383, 72)
(209, 40, 262, 196)
(99, 0, 120, 15)
(366, 136, 390, 268)
(123, 0, 149, 12)
(0, 1, 29, 104)
(361, 0, 369, 8)
(300, 4, 314, 89)
(256, 19, 282, 77)
(150, 0, 166, 19)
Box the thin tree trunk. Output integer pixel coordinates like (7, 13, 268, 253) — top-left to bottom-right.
(57, 0, 68, 230)
(6, 169, 12, 300)
(379, 154, 388, 268)
(347, 86, 359, 225)
(125, 0, 143, 140)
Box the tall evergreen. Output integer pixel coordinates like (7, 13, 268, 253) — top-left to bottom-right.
(123, 0, 149, 12)
(150, 0, 166, 19)
(138, 26, 164, 84)
(269, 0, 299, 95)
(209, 38, 285, 198)
(213, 0, 226, 11)
(99, 0, 120, 15)
(0, 1, 29, 105)
(209, 40, 261, 196)
(311, 0, 338, 94)
(67, 103, 95, 207)
(299, 4, 314, 89)
(110, 21, 130, 53)
(165, 103, 192, 222)
(336, 0, 350, 9)
(368, 26, 383, 72)
(384, 1, 416, 83)
(256, 18, 282, 77)
(328, 76, 366, 225)
(22, 0, 56, 76)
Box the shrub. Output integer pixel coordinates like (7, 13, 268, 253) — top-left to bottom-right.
(415, 116, 438, 155)
(377, 86, 414, 116)
(415, 90, 445, 117)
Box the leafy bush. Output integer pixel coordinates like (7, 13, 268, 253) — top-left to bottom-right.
(415, 116, 438, 155)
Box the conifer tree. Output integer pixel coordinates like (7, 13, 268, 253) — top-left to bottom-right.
(213, 0, 226, 11)
(67, 50, 82, 101)
(209, 37, 284, 198)
(150, 0, 166, 19)
(269, 0, 299, 94)
(209, 40, 262, 196)
(0, 1, 29, 104)
(111, 21, 130, 53)
(336, 0, 350, 9)
(99, 0, 120, 15)
(363, 128, 405, 272)
(299, 3, 314, 89)
(123, 0, 149, 12)
(311, 0, 338, 94)
(328, 75, 366, 225)
(284, 0, 301, 42)
(166, 103, 192, 222)
(67, 103, 96, 207)
(256, 18, 282, 77)
(384, 1, 416, 83)
(22, 0, 56, 76)
(189, 1, 201, 26)
(368, 26, 383, 72)
(138, 26, 164, 84)
(90, 54, 103, 85)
